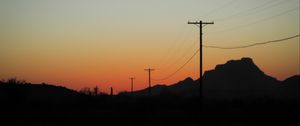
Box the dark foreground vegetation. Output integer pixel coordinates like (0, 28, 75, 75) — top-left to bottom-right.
(1, 84, 299, 126)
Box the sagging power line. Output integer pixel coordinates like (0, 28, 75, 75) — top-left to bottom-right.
(153, 34, 300, 81)
(157, 26, 193, 70)
(204, 34, 300, 49)
(152, 48, 200, 81)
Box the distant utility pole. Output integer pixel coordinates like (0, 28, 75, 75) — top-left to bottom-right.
(188, 20, 214, 103)
(129, 77, 135, 95)
(144, 68, 155, 96)
(110, 87, 113, 96)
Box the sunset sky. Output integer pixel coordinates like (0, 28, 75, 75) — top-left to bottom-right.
(0, 0, 299, 93)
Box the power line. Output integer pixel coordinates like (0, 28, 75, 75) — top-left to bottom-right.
(153, 34, 300, 81)
(159, 24, 212, 73)
(214, 0, 286, 22)
(152, 48, 199, 81)
(201, 0, 238, 19)
(210, 6, 299, 34)
(213, 6, 299, 33)
(157, 27, 194, 70)
(156, 25, 190, 63)
(203, 34, 300, 49)
(159, 39, 199, 74)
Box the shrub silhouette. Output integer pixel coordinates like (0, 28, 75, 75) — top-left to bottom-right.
(79, 87, 92, 95)
(1, 78, 28, 85)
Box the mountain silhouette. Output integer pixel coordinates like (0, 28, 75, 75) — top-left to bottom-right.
(121, 57, 300, 101)
(202, 57, 279, 100)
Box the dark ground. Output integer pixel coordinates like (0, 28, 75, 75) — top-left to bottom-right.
(1, 95, 299, 126)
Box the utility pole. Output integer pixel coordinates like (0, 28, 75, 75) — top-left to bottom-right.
(144, 68, 155, 96)
(110, 87, 113, 96)
(188, 20, 214, 106)
(129, 77, 135, 95)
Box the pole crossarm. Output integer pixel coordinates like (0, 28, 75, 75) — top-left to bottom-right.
(188, 21, 214, 24)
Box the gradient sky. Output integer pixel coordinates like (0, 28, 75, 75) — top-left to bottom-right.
(0, 0, 299, 93)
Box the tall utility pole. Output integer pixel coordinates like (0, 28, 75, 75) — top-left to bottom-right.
(144, 68, 155, 96)
(188, 20, 214, 104)
(129, 77, 135, 95)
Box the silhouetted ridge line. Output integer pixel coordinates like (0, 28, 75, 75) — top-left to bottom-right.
(0, 81, 83, 101)
(203, 34, 299, 49)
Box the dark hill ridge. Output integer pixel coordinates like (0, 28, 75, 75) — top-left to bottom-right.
(167, 77, 198, 97)
(276, 75, 300, 100)
(122, 57, 300, 100)
(132, 84, 168, 96)
(124, 77, 198, 97)
(0, 83, 82, 102)
(282, 75, 300, 86)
